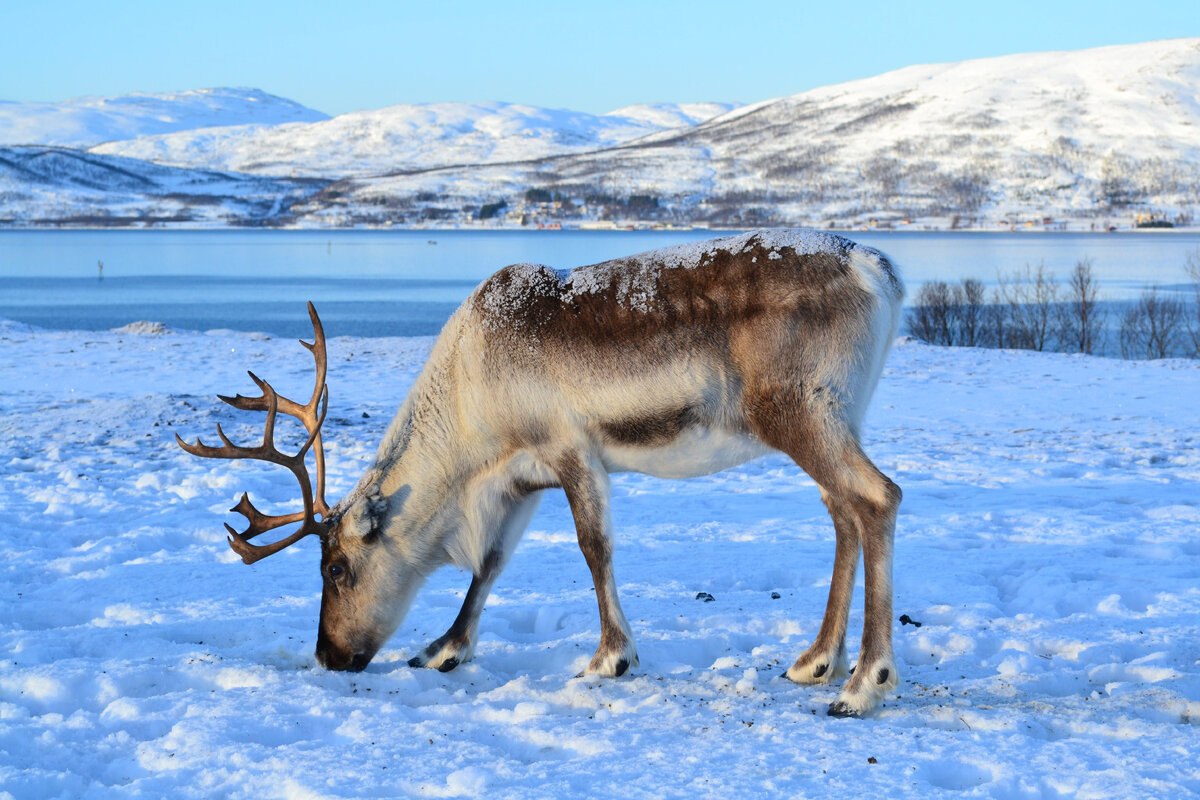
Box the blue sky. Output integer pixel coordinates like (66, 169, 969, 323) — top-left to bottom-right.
(2, 0, 1196, 115)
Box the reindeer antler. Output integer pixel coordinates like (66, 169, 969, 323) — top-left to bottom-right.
(177, 302, 331, 564)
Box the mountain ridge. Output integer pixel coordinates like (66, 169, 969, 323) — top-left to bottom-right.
(88, 100, 741, 177)
(0, 88, 330, 149)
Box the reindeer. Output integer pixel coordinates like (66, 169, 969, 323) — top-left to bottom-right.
(177, 229, 905, 716)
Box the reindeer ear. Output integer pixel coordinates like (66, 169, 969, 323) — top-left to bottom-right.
(367, 492, 389, 519)
(341, 492, 388, 541)
(363, 493, 389, 543)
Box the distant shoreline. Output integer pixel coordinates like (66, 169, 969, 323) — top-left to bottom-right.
(3, 223, 1200, 234)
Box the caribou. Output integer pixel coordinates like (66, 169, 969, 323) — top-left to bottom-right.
(177, 229, 905, 716)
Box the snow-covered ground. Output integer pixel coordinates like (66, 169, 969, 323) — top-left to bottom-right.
(2, 318, 1198, 799)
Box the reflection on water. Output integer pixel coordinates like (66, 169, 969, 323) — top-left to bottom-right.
(2, 229, 1198, 337)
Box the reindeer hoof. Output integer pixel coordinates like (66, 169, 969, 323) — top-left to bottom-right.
(827, 701, 860, 718)
(407, 656, 424, 668)
(437, 657, 460, 673)
(582, 645, 639, 678)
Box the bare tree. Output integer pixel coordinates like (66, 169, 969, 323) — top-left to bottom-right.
(1186, 249, 1200, 358)
(954, 278, 986, 347)
(1028, 265, 1061, 352)
(1120, 285, 1184, 359)
(998, 263, 1059, 351)
(1057, 258, 1104, 354)
(909, 281, 954, 345)
(908, 278, 988, 346)
(985, 286, 1009, 349)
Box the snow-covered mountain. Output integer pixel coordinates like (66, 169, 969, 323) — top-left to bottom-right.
(88, 101, 740, 177)
(0, 88, 329, 148)
(3, 39, 1199, 228)
(0, 146, 322, 225)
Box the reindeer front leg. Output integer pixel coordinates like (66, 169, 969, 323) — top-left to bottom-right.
(409, 491, 543, 671)
(407, 557, 501, 671)
(557, 451, 639, 677)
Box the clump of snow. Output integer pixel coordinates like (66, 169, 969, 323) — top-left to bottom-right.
(112, 320, 174, 335)
(475, 262, 561, 328)
(612, 228, 856, 269)
(0, 317, 40, 335)
(0, 325, 1198, 798)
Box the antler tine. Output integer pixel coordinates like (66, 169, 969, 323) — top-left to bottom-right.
(229, 493, 306, 540)
(301, 301, 328, 409)
(220, 304, 327, 419)
(175, 388, 285, 465)
(226, 522, 314, 565)
(296, 384, 330, 516)
(175, 302, 333, 564)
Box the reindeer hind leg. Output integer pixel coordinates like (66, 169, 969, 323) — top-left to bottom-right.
(785, 486, 857, 686)
(745, 385, 901, 716)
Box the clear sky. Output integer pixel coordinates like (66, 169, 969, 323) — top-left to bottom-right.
(2, 0, 1196, 116)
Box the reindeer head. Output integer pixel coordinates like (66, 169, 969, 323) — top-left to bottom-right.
(313, 486, 424, 672)
(177, 303, 412, 672)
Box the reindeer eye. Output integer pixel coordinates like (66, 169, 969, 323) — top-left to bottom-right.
(326, 563, 345, 580)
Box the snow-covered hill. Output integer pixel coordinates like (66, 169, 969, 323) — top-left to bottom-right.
(0, 88, 329, 148)
(0, 146, 322, 225)
(311, 38, 1200, 227)
(89, 101, 740, 178)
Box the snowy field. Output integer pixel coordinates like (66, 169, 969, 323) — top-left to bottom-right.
(2, 318, 1199, 799)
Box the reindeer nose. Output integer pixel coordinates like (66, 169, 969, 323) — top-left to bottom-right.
(315, 637, 373, 672)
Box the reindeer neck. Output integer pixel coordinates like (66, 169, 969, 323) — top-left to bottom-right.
(353, 337, 487, 571)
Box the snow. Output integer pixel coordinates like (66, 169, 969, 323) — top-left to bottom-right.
(88, 101, 740, 179)
(474, 231, 864, 321)
(2, 319, 1199, 798)
(0, 88, 329, 149)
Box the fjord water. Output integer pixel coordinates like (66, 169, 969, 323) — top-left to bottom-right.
(2, 229, 1199, 338)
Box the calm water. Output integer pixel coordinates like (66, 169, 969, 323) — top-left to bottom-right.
(2, 229, 1198, 337)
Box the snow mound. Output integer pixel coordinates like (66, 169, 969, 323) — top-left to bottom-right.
(0, 317, 41, 335)
(112, 320, 174, 335)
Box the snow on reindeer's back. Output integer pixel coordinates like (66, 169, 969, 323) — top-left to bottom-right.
(560, 228, 895, 310)
(474, 229, 879, 324)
